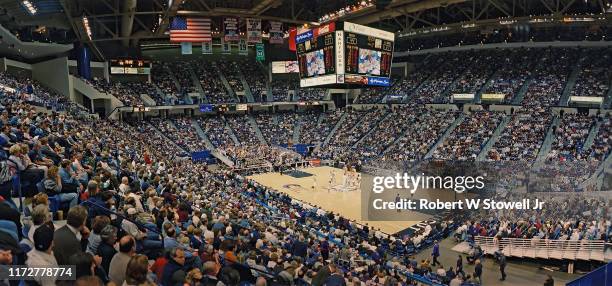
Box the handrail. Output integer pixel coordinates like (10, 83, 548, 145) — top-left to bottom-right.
(473, 236, 609, 262)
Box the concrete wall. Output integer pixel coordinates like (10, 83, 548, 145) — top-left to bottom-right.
(32, 57, 71, 100)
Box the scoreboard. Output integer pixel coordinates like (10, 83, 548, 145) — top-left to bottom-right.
(109, 59, 151, 75)
(295, 22, 394, 87)
(296, 22, 338, 86)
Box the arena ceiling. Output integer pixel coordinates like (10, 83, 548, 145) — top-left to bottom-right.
(0, 0, 609, 60)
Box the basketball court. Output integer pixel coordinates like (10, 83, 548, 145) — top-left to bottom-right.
(248, 166, 431, 235)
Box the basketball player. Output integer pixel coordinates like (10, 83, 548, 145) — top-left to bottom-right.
(312, 177, 317, 191)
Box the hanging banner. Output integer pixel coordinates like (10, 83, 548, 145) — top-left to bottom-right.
(202, 42, 212, 54)
(288, 27, 297, 51)
(256, 43, 265, 61)
(246, 18, 262, 43)
(239, 39, 248, 55)
(221, 38, 231, 54)
(269, 21, 284, 44)
(224, 17, 240, 42)
(181, 42, 192, 54)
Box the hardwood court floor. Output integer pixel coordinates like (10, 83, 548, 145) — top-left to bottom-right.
(248, 166, 429, 235)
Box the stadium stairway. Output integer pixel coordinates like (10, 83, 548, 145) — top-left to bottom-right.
(190, 119, 235, 167)
(152, 83, 170, 105)
(190, 119, 215, 150)
(146, 122, 188, 153)
(293, 118, 301, 144)
(70, 76, 123, 108)
(604, 80, 612, 109)
(534, 115, 560, 165)
(221, 116, 241, 145)
(247, 115, 268, 145)
(582, 120, 602, 151)
(382, 125, 411, 154)
(320, 112, 348, 149)
(579, 153, 611, 191)
(139, 93, 157, 106)
(237, 69, 255, 102)
(163, 64, 182, 93)
(476, 115, 511, 161)
(187, 65, 209, 103)
(559, 53, 586, 106)
(511, 54, 545, 105)
(424, 114, 466, 159)
(474, 69, 501, 104)
(511, 77, 534, 104)
(214, 62, 240, 102)
(265, 84, 273, 102)
(352, 111, 393, 148)
(256, 61, 271, 101)
(439, 60, 475, 102)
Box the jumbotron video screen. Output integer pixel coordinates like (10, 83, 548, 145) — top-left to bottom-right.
(296, 22, 395, 87)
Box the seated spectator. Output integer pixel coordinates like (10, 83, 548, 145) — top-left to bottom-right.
(43, 165, 78, 208)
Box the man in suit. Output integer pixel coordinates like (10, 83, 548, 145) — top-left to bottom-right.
(498, 252, 507, 281)
(201, 261, 219, 286)
(53, 205, 89, 265)
(291, 235, 308, 259)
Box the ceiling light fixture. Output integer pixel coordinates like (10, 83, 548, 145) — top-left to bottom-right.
(22, 0, 37, 15)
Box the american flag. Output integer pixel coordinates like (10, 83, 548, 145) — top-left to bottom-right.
(169, 17, 212, 42)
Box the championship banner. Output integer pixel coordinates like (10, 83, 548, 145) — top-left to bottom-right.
(180, 42, 192, 54)
(246, 18, 262, 43)
(202, 42, 212, 54)
(288, 27, 297, 51)
(221, 38, 231, 54)
(239, 39, 248, 55)
(256, 43, 265, 61)
(269, 21, 284, 44)
(224, 17, 240, 42)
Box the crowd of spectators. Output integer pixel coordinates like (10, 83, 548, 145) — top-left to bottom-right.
(192, 61, 235, 104)
(412, 52, 476, 104)
(570, 47, 612, 98)
(240, 59, 268, 102)
(521, 48, 578, 107)
(298, 110, 342, 146)
(384, 108, 457, 162)
(149, 118, 205, 153)
(167, 62, 197, 94)
(397, 25, 611, 51)
(0, 72, 85, 114)
(482, 48, 540, 104)
(1, 87, 460, 286)
(488, 108, 552, 161)
(584, 117, 611, 161)
(254, 113, 297, 146)
(547, 113, 594, 162)
(216, 60, 246, 102)
(297, 88, 326, 101)
(449, 51, 501, 95)
(318, 108, 388, 161)
(2, 53, 612, 286)
(197, 116, 236, 148)
(353, 106, 419, 161)
(433, 111, 504, 161)
(151, 62, 180, 105)
(86, 78, 148, 106)
(271, 77, 298, 102)
(225, 115, 260, 147)
(457, 192, 611, 243)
